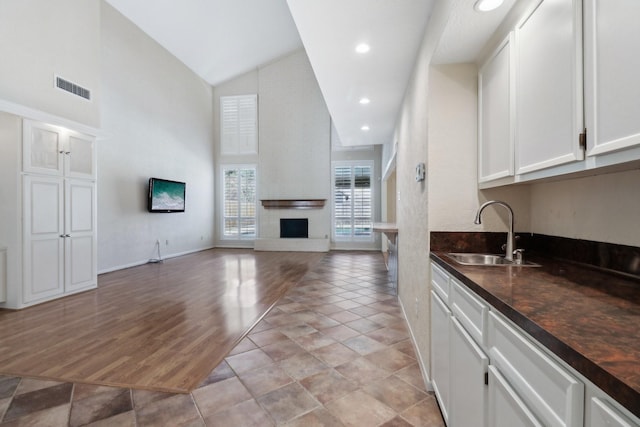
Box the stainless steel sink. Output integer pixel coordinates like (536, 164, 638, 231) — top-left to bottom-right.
(447, 253, 540, 267)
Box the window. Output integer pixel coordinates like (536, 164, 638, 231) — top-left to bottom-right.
(222, 166, 257, 239)
(220, 95, 258, 155)
(332, 161, 373, 240)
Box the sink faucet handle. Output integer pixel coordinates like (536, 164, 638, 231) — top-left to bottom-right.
(513, 248, 525, 264)
(502, 236, 520, 251)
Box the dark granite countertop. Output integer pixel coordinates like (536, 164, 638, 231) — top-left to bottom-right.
(430, 250, 640, 418)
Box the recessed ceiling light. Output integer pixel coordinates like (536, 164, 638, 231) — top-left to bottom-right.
(355, 43, 370, 54)
(361, 125, 370, 131)
(474, 0, 504, 11)
(359, 97, 370, 105)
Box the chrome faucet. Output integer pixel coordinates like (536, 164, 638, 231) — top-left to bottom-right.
(474, 200, 515, 261)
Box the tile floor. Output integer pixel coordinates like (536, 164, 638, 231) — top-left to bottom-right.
(0, 252, 445, 426)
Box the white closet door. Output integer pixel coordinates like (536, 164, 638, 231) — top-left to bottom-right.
(65, 179, 96, 292)
(23, 176, 64, 303)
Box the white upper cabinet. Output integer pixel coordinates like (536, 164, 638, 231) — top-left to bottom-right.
(478, 33, 514, 183)
(515, 0, 584, 174)
(584, 0, 640, 157)
(23, 120, 96, 180)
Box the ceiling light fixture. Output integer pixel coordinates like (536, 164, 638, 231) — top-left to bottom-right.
(355, 43, 370, 54)
(361, 125, 370, 131)
(474, 0, 504, 12)
(359, 97, 370, 105)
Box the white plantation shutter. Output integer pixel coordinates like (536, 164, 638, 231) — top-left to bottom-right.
(332, 162, 373, 240)
(221, 95, 257, 155)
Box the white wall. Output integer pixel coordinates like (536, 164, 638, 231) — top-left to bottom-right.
(98, 3, 215, 272)
(213, 50, 333, 246)
(393, 0, 441, 384)
(530, 170, 640, 245)
(0, 112, 22, 307)
(258, 51, 331, 240)
(428, 64, 531, 233)
(393, 0, 532, 385)
(0, 0, 101, 128)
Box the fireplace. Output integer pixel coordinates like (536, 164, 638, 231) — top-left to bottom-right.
(280, 218, 308, 238)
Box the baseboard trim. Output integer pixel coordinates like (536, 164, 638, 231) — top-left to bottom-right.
(98, 246, 215, 275)
(398, 297, 434, 392)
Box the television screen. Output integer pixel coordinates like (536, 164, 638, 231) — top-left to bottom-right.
(148, 178, 185, 213)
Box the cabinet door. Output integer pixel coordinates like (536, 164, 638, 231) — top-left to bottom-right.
(515, 0, 584, 174)
(430, 290, 451, 424)
(23, 119, 96, 179)
(589, 397, 638, 427)
(23, 176, 64, 303)
(65, 131, 96, 179)
(584, 0, 640, 157)
(65, 179, 96, 292)
(23, 120, 64, 176)
(478, 33, 514, 183)
(488, 365, 544, 427)
(451, 317, 488, 427)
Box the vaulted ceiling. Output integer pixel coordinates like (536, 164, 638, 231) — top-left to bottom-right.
(104, 0, 517, 147)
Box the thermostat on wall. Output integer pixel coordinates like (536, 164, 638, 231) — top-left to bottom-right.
(415, 163, 425, 182)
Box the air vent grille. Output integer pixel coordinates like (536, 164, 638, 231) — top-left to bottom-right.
(55, 76, 91, 100)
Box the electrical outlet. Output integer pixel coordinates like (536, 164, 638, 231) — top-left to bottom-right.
(415, 297, 419, 317)
(165, 240, 169, 245)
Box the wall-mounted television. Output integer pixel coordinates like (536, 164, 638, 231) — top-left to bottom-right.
(148, 177, 186, 213)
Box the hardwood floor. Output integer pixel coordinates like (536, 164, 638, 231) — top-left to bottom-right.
(0, 249, 324, 393)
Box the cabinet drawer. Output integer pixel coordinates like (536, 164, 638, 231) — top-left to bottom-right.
(430, 262, 450, 304)
(488, 311, 584, 427)
(451, 278, 488, 347)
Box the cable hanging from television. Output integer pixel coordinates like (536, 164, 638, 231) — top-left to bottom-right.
(149, 239, 163, 264)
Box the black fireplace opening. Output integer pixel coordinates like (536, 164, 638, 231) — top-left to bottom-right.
(280, 218, 308, 238)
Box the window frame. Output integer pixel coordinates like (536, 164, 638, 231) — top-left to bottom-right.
(331, 160, 375, 242)
(221, 164, 258, 240)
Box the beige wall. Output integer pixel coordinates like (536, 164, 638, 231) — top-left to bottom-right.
(530, 170, 640, 245)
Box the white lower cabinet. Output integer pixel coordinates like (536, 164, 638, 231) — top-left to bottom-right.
(451, 317, 488, 427)
(431, 290, 452, 424)
(429, 261, 640, 427)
